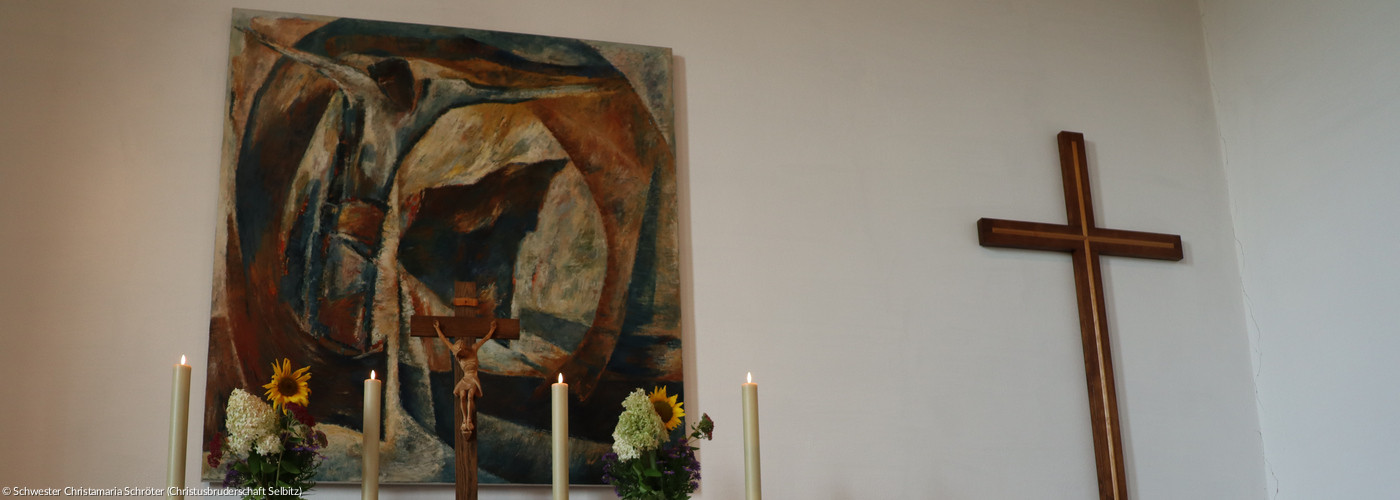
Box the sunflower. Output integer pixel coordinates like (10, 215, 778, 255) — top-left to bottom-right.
(262, 358, 311, 412)
(648, 386, 685, 431)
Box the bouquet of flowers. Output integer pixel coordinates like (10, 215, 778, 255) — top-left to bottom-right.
(208, 359, 326, 500)
(602, 387, 714, 500)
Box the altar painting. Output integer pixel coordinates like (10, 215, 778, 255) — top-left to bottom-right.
(202, 9, 681, 485)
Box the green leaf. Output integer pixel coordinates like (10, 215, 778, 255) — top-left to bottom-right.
(281, 460, 301, 474)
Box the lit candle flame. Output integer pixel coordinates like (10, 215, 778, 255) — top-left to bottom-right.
(558, 373, 564, 384)
(747, 372, 752, 383)
(180, 355, 186, 365)
(370, 370, 376, 380)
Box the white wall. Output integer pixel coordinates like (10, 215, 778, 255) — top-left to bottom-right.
(1200, 1, 1400, 498)
(0, 0, 1264, 498)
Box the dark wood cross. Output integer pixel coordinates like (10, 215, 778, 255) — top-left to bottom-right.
(977, 131, 1183, 500)
(409, 282, 521, 500)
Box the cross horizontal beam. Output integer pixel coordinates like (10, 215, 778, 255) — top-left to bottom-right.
(409, 317, 521, 339)
(977, 218, 1183, 261)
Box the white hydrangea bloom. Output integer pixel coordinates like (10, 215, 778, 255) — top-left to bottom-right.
(225, 388, 278, 457)
(255, 433, 284, 456)
(611, 389, 665, 461)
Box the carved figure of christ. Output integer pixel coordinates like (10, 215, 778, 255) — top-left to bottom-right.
(435, 319, 496, 439)
(977, 131, 1184, 500)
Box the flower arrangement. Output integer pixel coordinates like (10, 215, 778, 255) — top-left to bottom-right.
(208, 359, 325, 499)
(602, 387, 714, 500)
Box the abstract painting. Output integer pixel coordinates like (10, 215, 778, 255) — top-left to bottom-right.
(202, 9, 680, 485)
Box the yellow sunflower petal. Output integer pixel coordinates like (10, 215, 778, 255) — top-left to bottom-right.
(648, 386, 686, 431)
(262, 358, 312, 412)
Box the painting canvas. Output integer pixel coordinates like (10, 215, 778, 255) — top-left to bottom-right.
(202, 9, 680, 485)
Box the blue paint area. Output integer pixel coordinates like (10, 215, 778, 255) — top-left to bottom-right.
(279, 178, 318, 317)
(398, 160, 567, 317)
(477, 469, 507, 484)
(605, 334, 683, 380)
(232, 59, 336, 270)
(428, 369, 457, 447)
(518, 308, 590, 351)
(606, 161, 683, 387)
(619, 158, 666, 337)
(396, 362, 437, 436)
(297, 18, 620, 79)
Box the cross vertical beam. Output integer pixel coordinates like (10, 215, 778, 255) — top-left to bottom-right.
(977, 131, 1183, 500)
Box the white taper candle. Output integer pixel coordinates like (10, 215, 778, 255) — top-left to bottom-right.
(553, 373, 569, 500)
(743, 372, 762, 500)
(363, 370, 382, 500)
(166, 356, 191, 500)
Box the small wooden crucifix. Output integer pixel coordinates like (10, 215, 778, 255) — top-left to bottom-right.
(977, 131, 1183, 500)
(409, 282, 521, 500)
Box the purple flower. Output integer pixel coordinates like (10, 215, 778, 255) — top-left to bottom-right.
(221, 460, 244, 487)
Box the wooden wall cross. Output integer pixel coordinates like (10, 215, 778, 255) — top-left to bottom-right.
(409, 282, 521, 500)
(976, 131, 1183, 500)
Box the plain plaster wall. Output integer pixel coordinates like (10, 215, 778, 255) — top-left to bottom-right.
(1200, 1, 1400, 498)
(0, 0, 1264, 498)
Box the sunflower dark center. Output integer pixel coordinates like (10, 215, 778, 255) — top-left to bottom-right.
(277, 377, 300, 396)
(653, 400, 673, 422)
